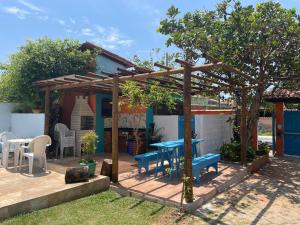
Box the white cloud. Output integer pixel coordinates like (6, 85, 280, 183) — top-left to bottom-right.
(55, 19, 66, 26)
(37, 15, 48, 21)
(70, 18, 76, 24)
(95, 25, 105, 33)
(3, 6, 30, 19)
(81, 28, 95, 36)
(91, 26, 134, 49)
(18, 0, 43, 12)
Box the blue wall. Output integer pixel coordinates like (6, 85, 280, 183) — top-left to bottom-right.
(94, 54, 153, 153)
(96, 55, 126, 74)
(96, 93, 112, 153)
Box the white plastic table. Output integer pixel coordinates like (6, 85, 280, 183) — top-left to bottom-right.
(2, 138, 32, 171)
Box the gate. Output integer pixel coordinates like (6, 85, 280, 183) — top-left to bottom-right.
(284, 110, 300, 156)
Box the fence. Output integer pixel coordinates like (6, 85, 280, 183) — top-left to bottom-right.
(0, 103, 44, 137)
(154, 113, 233, 155)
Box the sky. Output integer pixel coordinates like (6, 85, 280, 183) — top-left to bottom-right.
(0, 0, 299, 63)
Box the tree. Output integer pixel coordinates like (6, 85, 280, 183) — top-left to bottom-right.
(0, 37, 95, 108)
(120, 80, 179, 154)
(158, 0, 300, 146)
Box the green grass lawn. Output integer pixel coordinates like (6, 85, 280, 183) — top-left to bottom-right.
(1, 190, 174, 225)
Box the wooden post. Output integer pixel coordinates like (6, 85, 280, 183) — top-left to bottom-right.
(240, 90, 247, 165)
(183, 65, 193, 203)
(111, 76, 119, 182)
(44, 87, 50, 135)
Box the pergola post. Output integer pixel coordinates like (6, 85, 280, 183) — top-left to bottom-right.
(183, 65, 193, 203)
(111, 76, 119, 182)
(240, 90, 247, 165)
(44, 87, 50, 135)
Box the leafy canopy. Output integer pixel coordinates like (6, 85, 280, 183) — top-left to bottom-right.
(120, 80, 179, 113)
(158, 0, 300, 86)
(158, 0, 300, 140)
(0, 37, 95, 107)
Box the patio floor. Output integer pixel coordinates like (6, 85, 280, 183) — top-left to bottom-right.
(0, 156, 112, 221)
(0, 152, 248, 219)
(48, 152, 248, 210)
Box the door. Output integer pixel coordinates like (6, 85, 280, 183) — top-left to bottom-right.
(284, 110, 300, 156)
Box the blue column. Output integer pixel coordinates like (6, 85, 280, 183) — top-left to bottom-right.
(96, 93, 112, 153)
(146, 107, 154, 149)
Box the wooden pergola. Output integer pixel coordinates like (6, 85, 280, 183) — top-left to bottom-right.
(35, 55, 257, 202)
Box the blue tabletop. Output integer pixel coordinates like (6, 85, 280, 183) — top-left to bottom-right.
(150, 138, 203, 148)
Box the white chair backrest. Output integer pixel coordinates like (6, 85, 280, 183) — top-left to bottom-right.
(0, 132, 17, 142)
(54, 123, 70, 140)
(29, 135, 52, 158)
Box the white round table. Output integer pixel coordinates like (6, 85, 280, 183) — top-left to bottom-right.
(2, 138, 32, 171)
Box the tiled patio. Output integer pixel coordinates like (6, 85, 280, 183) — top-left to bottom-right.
(111, 158, 248, 211)
(0, 152, 248, 219)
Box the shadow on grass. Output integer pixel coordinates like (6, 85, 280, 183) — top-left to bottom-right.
(150, 205, 165, 216)
(109, 195, 126, 202)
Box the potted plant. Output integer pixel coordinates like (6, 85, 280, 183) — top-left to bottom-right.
(79, 131, 98, 177)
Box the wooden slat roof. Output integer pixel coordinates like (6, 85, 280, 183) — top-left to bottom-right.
(35, 57, 254, 96)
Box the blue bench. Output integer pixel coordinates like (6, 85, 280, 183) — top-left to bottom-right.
(134, 151, 159, 175)
(192, 153, 220, 183)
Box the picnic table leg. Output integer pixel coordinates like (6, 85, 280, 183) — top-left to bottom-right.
(155, 152, 159, 177)
(213, 163, 218, 174)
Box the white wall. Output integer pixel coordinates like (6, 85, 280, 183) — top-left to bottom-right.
(10, 113, 45, 138)
(0, 103, 14, 132)
(195, 114, 233, 155)
(154, 115, 178, 141)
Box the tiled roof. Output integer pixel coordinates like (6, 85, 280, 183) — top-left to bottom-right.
(264, 89, 300, 102)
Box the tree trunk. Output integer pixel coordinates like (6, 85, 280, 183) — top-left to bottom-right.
(246, 65, 266, 147)
(100, 159, 112, 178)
(65, 167, 89, 183)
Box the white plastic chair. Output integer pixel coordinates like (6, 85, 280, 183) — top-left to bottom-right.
(54, 123, 76, 159)
(20, 135, 51, 174)
(0, 132, 17, 166)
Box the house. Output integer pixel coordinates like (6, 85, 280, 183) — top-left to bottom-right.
(58, 42, 153, 154)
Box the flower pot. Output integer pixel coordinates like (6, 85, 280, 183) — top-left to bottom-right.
(80, 161, 96, 177)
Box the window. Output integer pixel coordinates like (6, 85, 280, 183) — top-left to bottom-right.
(81, 116, 94, 130)
(102, 98, 112, 117)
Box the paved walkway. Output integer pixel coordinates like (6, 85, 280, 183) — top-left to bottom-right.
(194, 156, 300, 225)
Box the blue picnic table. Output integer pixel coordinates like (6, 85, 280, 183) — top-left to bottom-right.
(150, 138, 204, 177)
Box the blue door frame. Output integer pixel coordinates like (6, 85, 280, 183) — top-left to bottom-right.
(284, 110, 300, 156)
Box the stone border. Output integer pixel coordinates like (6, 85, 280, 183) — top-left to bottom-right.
(111, 167, 248, 213)
(0, 176, 110, 221)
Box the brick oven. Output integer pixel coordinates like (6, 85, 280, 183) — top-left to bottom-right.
(71, 96, 95, 156)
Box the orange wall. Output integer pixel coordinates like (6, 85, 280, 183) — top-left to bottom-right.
(192, 109, 235, 115)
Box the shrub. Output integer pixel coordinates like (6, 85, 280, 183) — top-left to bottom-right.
(258, 142, 271, 155)
(220, 142, 256, 163)
(80, 131, 98, 162)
